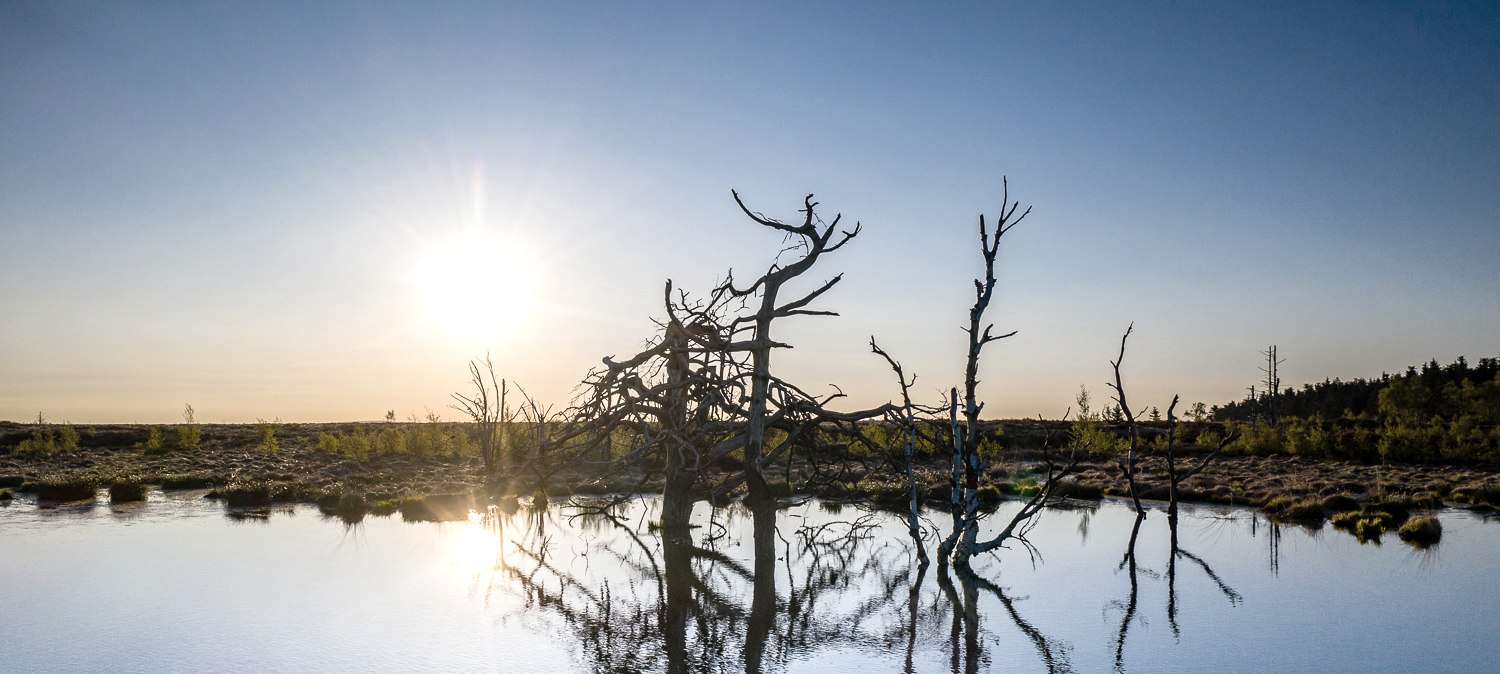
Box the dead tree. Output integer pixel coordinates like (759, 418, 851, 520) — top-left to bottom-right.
(1108, 324, 1146, 517)
(1261, 345, 1284, 427)
(450, 353, 508, 475)
(567, 192, 891, 530)
(931, 180, 1083, 570)
(871, 338, 931, 567)
(1161, 395, 1237, 526)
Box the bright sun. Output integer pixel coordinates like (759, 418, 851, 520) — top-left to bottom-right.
(411, 230, 538, 342)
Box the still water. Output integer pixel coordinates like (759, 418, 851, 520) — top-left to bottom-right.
(2, 490, 1497, 673)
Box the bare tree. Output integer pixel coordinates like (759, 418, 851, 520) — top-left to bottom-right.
(1108, 324, 1147, 517)
(1161, 395, 1237, 526)
(871, 338, 931, 567)
(1261, 345, 1285, 427)
(924, 179, 1084, 570)
(450, 353, 507, 475)
(567, 192, 892, 530)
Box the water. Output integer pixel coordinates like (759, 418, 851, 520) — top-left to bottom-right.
(2, 490, 1497, 673)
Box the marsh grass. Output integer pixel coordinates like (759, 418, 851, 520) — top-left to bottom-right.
(34, 475, 100, 502)
(1263, 495, 1326, 524)
(397, 493, 473, 522)
(158, 473, 220, 489)
(222, 480, 274, 508)
(1397, 515, 1442, 546)
(109, 477, 148, 502)
(1331, 509, 1395, 542)
(1320, 494, 1360, 513)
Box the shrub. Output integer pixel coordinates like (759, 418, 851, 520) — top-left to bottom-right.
(141, 427, 168, 454)
(57, 423, 80, 450)
(339, 430, 372, 459)
(0, 488, 13, 500)
(318, 432, 341, 454)
(177, 404, 202, 450)
(256, 418, 279, 455)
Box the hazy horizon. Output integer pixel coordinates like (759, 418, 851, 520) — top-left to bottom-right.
(4, 2, 1497, 424)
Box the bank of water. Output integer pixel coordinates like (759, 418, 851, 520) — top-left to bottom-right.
(1, 490, 1496, 673)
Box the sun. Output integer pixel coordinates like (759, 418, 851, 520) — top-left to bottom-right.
(411, 229, 538, 342)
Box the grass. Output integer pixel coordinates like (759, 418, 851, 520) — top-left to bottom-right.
(0, 488, 13, 500)
(1262, 495, 1325, 524)
(315, 490, 368, 524)
(397, 493, 472, 522)
(1397, 515, 1442, 546)
(158, 473, 219, 489)
(1331, 510, 1395, 542)
(109, 477, 148, 502)
(221, 480, 274, 508)
(1320, 493, 1360, 513)
(34, 475, 100, 502)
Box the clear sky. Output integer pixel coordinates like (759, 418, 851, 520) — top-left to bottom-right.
(2, 1, 1497, 423)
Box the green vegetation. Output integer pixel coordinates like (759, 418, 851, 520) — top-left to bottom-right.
(177, 404, 202, 450)
(221, 480, 274, 508)
(17, 414, 81, 454)
(0, 488, 13, 500)
(34, 475, 99, 502)
(256, 418, 280, 455)
(140, 426, 167, 453)
(1213, 356, 1500, 464)
(1397, 515, 1443, 546)
(157, 473, 219, 489)
(1262, 495, 1324, 524)
(1331, 510, 1395, 542)
(314, 413, 472, 460)
(109, 477, 148, 502)
(396, 493, 472, 522)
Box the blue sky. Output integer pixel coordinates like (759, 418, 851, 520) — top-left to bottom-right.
(2, 1, 1497, 422)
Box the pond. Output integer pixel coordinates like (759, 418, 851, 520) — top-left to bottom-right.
(2, 490, 1497, 673)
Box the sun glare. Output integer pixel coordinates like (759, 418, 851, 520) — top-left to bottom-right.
(411, 230, 538, 342)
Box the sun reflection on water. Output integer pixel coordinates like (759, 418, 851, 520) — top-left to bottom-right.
(449, 507, 507, 577)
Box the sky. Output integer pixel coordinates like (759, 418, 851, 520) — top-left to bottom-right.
(2, 1, 1497, 423)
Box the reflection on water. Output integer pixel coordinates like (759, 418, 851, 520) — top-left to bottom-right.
(3, 492, 1500, 673)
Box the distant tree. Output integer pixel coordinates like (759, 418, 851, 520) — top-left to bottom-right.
(177, 403, 202, 450)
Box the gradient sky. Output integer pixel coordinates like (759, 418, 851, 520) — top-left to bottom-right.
(3, 1, 1497, 423)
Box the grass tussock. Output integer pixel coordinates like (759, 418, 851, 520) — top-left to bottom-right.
(1320, 494, 1360, 513)
(221, 480, 274, 508)
(34, 476, 100, 502)
(109, 477, 148, 502)
(157, 473, 219, 490)
(1262, 495, 1325, 524)
(1331, 510, 1395, 542)
(0, 488, 13, 500)
(1397, 515, 1443, 546)
(398, 493, 472, 522)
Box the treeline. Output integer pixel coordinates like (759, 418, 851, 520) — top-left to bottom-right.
(1212, 356, 1500, 464)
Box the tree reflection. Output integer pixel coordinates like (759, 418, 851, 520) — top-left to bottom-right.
(483, 498, 1259, 673)
(483, 497, 1089, 673)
